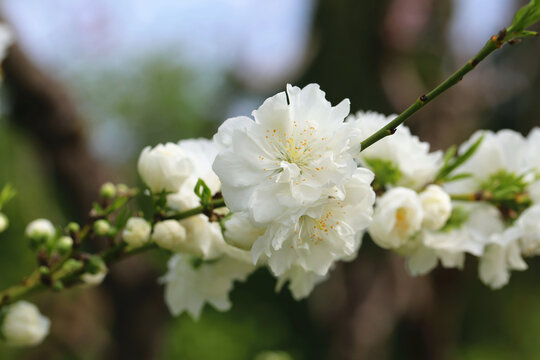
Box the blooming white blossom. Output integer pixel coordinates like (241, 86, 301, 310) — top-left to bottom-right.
(515, 204, 540, 256)
(479, 227, 527, 289)
(25, 219, 55, 240)
(2, 301, 50, 347)
(213, 84, 361, 225)
(161, 253, 254, 319)
(137, 143, 192, 193)
(252, 168, 375, 276)
(369, 187, 423, 250)
(418, 185, 452, 231)
(276, 265, 328, 300)
(224, 211, 265, 251)
(445, 129, 529, 194)
(406, 204, 500, 276)
(0, 212, 8, 233)
(347, 111, 442, 189)
(122, 217, 151, 248)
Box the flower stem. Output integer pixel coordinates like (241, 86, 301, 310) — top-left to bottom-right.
(359, 30, 506, 152)
(0, 198, 227, 308)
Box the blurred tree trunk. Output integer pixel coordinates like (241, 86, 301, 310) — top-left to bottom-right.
(298, 0, 462, 359)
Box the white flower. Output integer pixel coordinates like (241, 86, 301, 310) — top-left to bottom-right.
(166, 138, 221, 210)
(122, 217, 151, 248)
(445, 129, 529, 194)
(528, 180, 540, 204)
(252, 168, 375, 276)
(161, 253, 254, 319)
(407, 203, 503, 276)
(223, 211, 266, 251)
(276, 265, 328, 300)
(2, 301, 50, 347)
(0, 23, 13, 61)
(516, 204, 540, 255)
(479, 227, 527, 289)
(0, 212, 8, 233)
(137, 143, 192, 193)
(25, 219, 55, 240)
(152, 220, 188, 252)
(419, 185, 452, 230)
(369, 187, 423, 250)
(213, 84, 359, 225)
(347, 111, 442, 189)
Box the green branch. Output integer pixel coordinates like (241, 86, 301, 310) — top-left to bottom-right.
(360, 0, 540, 152)
(0, 198, 227, 308)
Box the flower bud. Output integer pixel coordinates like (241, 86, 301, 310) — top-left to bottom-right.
(100, 182, 116, 199)
(1, 301, 50, 347)
(0, 212, 8, 233)
(67, 222, 80, 234)
(81, 268, 108, 286)
(369, 187, 423, 249)
(137, 143, 192, 193)
(57, 236, 73, 254)
(116, 183, 130, 195)
(93, 219, 111, 236)
(25, 219, 55, 243)
(122, 217, 151, 248)
(419, 184, 452, 230)
(152, 220, 187, 252)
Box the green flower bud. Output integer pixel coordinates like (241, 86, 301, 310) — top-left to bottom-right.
(67, 222, 80, 234)
(63, 258, 83, 272)
(93, 219, 111, 237)
(57, 236, 73, 254)
(100, 182, 117, 199)
(86, 256, 106, 275)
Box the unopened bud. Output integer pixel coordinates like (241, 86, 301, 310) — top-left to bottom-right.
(116, 183, 129, 195)
(123, 217, 151, 248)
(93, 219, 111, 236)
(0, 212, 8, 233)
(1, 301, 50, 347)
(86, 256, 106, 275)
(25, 219, 55, 244)
(100, 182, 116, 199)
(67, 222, 80, 234)
(57, 236, 73, 254)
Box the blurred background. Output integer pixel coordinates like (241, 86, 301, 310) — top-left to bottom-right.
(0, 0, 539, 359)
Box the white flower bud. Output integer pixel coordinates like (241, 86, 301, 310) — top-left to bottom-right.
(93, 219, 111, 236)
(151, 220, 187, 252)
(122, 217, 151, 247)
(369, 187, 423, 249)
(0, 212, 8, 233)
(81, 267, 108, 286)
(25, 219, 55, 241)
(2, 301, 50, 347)
(419, 184, 452, 230)
(137, 143, 193, 193)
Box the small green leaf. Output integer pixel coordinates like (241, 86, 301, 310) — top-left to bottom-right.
(445, 173, 473, 182)
(441, 206, 469, 232)
(194, 178, 213, 207)
(507, 0, 540, 35)
(442, 145, 457, 167)
(436, 135, 484, 182)
(0, 184, 16, 210)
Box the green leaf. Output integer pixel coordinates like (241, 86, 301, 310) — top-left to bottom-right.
(442, 145, 457, 167)
(194, 178, 213, 208)
(507, 0, 540, 35)
(441, 206, 469, 232)
(0, 184, 16, 210)
(435, 135, 484, 182)
(364, 157, 402, 191)
(445, 173, 473, 182)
